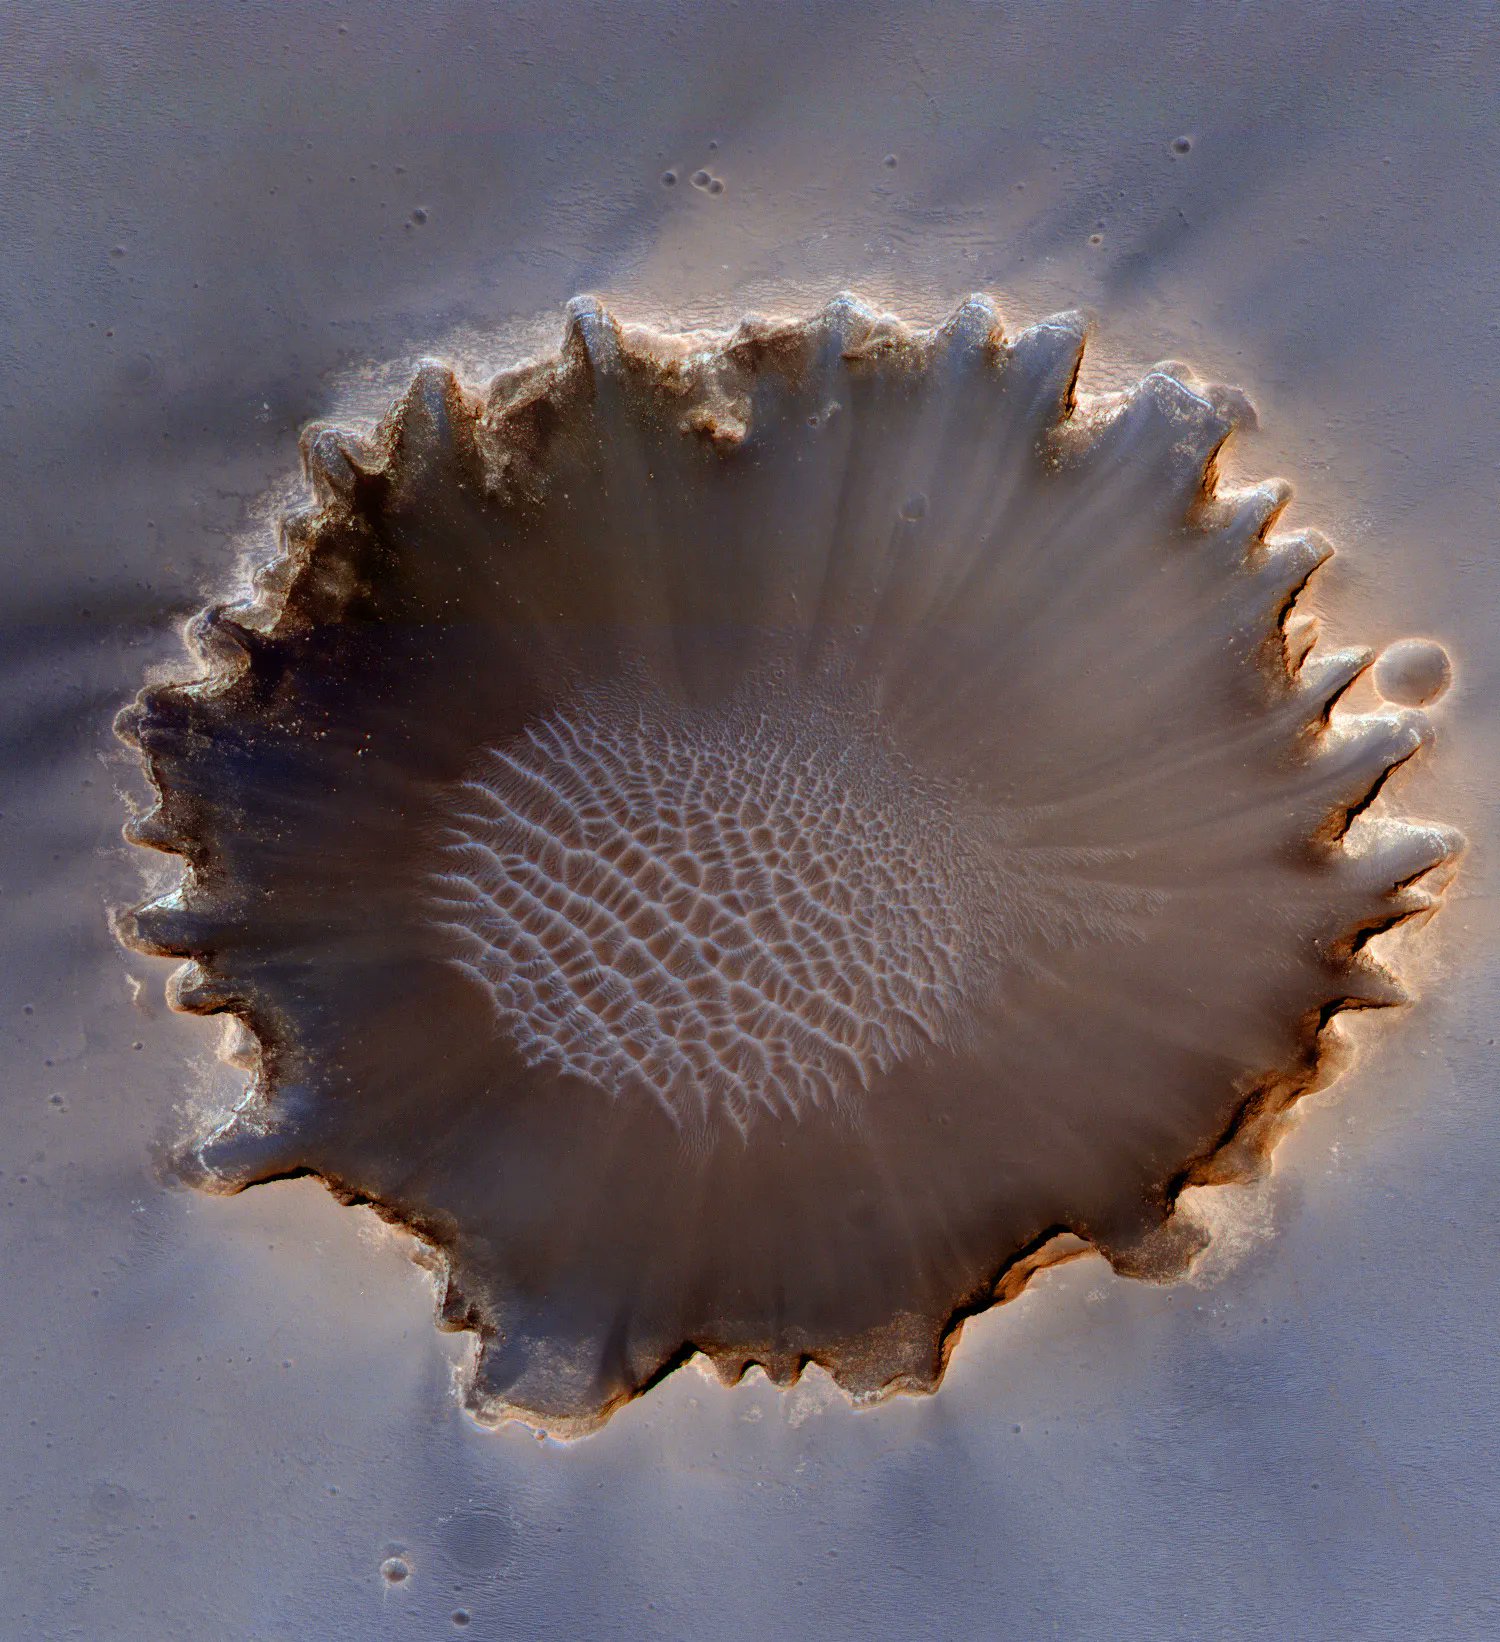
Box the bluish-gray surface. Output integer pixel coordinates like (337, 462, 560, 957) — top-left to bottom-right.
(3, 3, 1496, 1636)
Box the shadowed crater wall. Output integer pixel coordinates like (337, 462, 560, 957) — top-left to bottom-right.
(116, 293, 1459, 1435)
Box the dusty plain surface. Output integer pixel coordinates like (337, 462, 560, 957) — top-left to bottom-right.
(3, 2, 1496, 1636)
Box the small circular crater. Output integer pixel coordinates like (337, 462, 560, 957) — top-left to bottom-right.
(452, 1614, 472, 1629)
(1171, 135, 1193, 155)
(707, 177, 725, 195)
(661, 170, 677, 187)
(91, 1480, 135, 1518)
(883, 153, 898, 168)
(691, 169, 711, 189)
(438, 1505, 515, 1576)
(1374, 637, 1452, 706)
(121, 352, 159, 392)
(379, 1556, 411, 1586)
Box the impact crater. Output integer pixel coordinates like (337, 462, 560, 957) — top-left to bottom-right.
(117, 292, 1460, 1435)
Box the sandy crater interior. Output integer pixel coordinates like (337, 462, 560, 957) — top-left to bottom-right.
(430, 681, 991, 1130)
